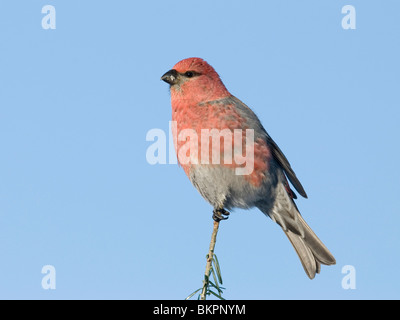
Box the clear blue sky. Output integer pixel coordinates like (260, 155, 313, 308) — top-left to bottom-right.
(0, 0, 399, 299)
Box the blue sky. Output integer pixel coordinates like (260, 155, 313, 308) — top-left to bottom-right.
(0, 0, 399, 299)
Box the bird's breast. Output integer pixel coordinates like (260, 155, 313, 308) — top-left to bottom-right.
(171, 101, 272, 188)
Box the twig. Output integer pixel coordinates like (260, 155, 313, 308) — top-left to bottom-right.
(200, 220, 220, 300)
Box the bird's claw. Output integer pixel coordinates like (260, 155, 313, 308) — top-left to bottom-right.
(212, 208, 230, 222)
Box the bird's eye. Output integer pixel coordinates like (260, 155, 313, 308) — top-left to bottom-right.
(185, 71, 194, 78)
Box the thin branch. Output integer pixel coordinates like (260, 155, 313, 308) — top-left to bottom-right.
(200, 220, 220, 300)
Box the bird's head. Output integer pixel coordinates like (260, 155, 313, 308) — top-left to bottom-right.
(161, 57, 230, 103)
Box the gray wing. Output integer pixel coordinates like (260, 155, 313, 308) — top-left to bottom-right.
(267, 137, 308, 198)
(226, 95, 307, 198)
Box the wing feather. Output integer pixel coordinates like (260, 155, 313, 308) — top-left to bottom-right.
(267, 137, 308, 198)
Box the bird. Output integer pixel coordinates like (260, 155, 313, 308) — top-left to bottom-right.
(161, 57, 335, 279)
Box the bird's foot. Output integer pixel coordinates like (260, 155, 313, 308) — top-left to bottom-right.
(212, 208, 230, 222)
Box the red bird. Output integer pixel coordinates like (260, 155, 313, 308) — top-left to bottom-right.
(161, 57, 335, 279)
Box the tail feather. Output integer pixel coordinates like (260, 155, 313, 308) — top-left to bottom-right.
(284, 215, 335, 279)
(259, 183, 335, 279)
(295, 213, 336, 267)
(285, 230, 321, 279)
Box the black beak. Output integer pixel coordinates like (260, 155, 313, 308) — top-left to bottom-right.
(161, 69, 179, 85)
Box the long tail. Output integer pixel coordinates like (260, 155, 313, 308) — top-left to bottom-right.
(283, 213, 336, 279)
(259, 183, 336, 279)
